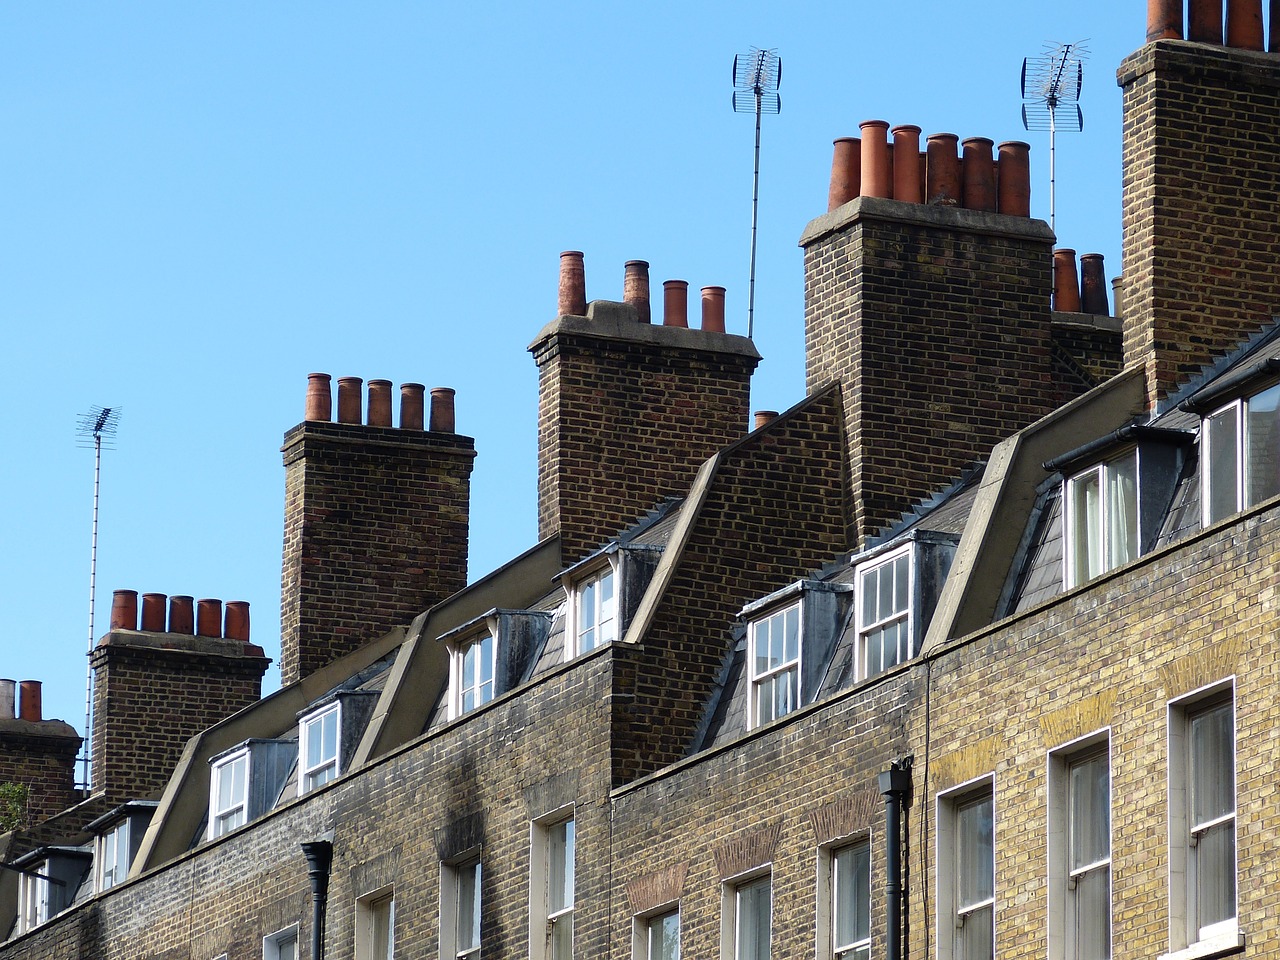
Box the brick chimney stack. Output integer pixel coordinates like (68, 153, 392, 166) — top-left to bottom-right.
(801, 122, 1062, 546)
(90, 590, 269, 800)
(280, 375, 476, 684)
(0, 679, 81, 826)
(1120, 5, 1280, 406)
(529, 254, 761, 564)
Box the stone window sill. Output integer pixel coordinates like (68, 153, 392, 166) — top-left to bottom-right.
(1158, 930, 1245, 960)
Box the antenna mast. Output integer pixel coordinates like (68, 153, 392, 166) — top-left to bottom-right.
(76, 405, 120, 791)
(1021, 41, 1088, 233)
(732, 46, 781, 340)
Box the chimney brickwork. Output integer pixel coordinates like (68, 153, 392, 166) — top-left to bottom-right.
(530, 300, 760, 564)
(90, 628, 268, 799)
(801, 195, 1059, 545)
(1119, 40, 1280, 406)
(280, 405, 476, 684)
(0, 681, 80, 827)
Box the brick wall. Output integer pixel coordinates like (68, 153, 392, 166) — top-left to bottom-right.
(801, 197, 1060, 545)
(89, 631, 268, 800)
(530, 307, 760, 565)
(280, 421, 475, 684)
(610, 388, 851, 786)
(1119, 41, 1280, 406)
(0, 722, 79, 827)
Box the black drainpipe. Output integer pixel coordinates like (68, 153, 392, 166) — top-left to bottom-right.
(879, 756, 914, 960)
(301, 840, 334, 960)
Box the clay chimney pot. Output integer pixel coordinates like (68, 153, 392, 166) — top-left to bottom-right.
(140, 592, 167, 632)
(0, 680, 15, 721)
(110, 589, 138, 631)
(1226, 0, 1264, 48)
(925, 133, 962, 205)
(859, 120, 892, 199)
(400, 383, 425, 431)
(196, 599, 223, 638)
(754, 410, 779, 430)
(169, 595, 195, 635)
(1079, 253, 1110, 316)
(996, 141, 1032, 217)
(1053, 249, 1082, 313)
(305, 373, 332, 422)
(623, 260, 651, 323)
(430, 387, 457, 433)
(337, 377, 363, 425)
(18, 680, 41, 722)
(828, 137, 861, 211)
(367, 380, 393, 427)
(701, 286, 727, 334)
(663, 280, 689, 328)
(961, 137, 997, 213)
(891, 126, 923, 204)
(224, 601, 251, 642)
(559, 251, 587, 317)
(1148, 0, 1185, 40)
(1188, 0, 1224, 42)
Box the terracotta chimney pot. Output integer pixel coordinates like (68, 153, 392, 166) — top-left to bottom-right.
(828, 137, 861, 211)
(1053, 249, 1082, 312)
(1188, 0, 1224, 42)
(367, 380, 393, 427)
(859, 120, 892, 198)
(701, 286, 727, 333)
(624, 260, 651, 323)
(140, 592, 167, 632)
(1271, 0, 1280, 51)
(925, 133, 961, 205)
(1079, 253, 1110, 315)
(224, 601, 251, 642)
(996, 141, 1032, 217)
(196, 599, 223, 638)
(169, 595, 195, 635)
(559, 251, 587, 317)
(429, 387, 457, 433)
(305, 373, 332, 422)
(1148, 0, 1185, 40)
(891, 126, 923, 204)
(961, 138, 997, 212)
(0, 680, 15, 720)
(663, 280, 689, 328)
(1226, 0, 1264, 48)
(1111, 275, 1125, 322)
(400, 383, 425, 431)
(336, 377, 363, 424)
(18, 680, 41, 722)
(110, 589, 138, 631)
(754, 410, 779, 430)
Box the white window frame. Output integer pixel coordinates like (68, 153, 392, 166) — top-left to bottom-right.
(569, 563, 618, 657)
(208, 748, 249, 839)
(720, 869, 771, 960)
(441, 855, 482, 960)
(817, 836, 871, 960)
(263, 924, 300, 960)
(855, 543, 914, 680)
(937, 776, 995, 960)
(96, 818, 131, 892)
(1063, 449, 1140, 588)
(299, 703, 341, 794)
(1202, 382, 1280, 526)
(1047, 732, 1111, 960)
(17, 859, 51, 933)
(747, 601, 801, 728)
(450, 631, 497, 719)
(355, 885, 395, 960)
(530, 809, 575, 960)
(632, 903, 680, 960)
(1167, 681, 1239, 957)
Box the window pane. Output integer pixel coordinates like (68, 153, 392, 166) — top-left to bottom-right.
(957, 903, 993, 960)
(860, 567, 875, 626)
(1206, 406, 1241, 523)
(783, 606, 799, 663)
(756, 677, 775, 725)
(877, 562, 893, 618)
(1107, 453, 1138, 568)
(647, 910, 680, 960)
(1190, 704, 1234, 825)
(549, 909, 574, 960)
(736, 877, 771, 960)
(548, 820, 574, 913)
(1069, 753, 1109, 870)
(479, 635, 495, 684)
(957, 795, 994, 908)
(1070, 470, 1102, 583)
(1246, 384, 1280, 506)
(1197, 820, 1236, 931)
(458, 861, 481, 953)
(1073, 865, 1110, 960)
(833, 841, 870, 951)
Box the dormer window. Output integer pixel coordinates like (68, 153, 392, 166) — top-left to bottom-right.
(749, 602, 800, 726)
(857, 545, 912, 680)
(299, 703, 340, 793)
(572, 565, 616, 655)
(209, 749, 249, 838)
(1203, 382, 1280, 525)
(1064, 451, 1138, 588)
(86, 801, 157, 895)
(452, 631, 496, 716)
(97, 819, 129, 891)
(17, 859, 51, 932)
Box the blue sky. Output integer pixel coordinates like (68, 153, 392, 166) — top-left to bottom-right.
(2, 2, 1141, 752)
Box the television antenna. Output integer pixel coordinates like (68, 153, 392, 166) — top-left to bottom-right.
(75, 405, 120, 790)
(732, 46, 781, 340)
(1021, 41, 1088, 233)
